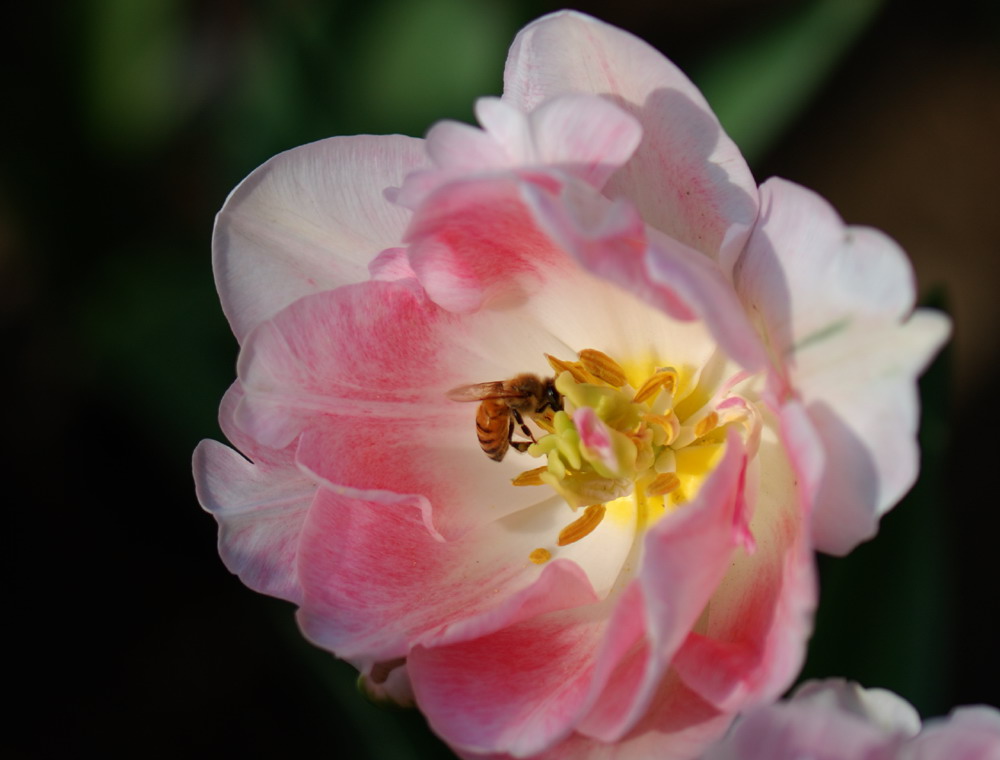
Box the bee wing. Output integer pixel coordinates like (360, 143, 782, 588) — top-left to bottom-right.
(446, 381, 513, 402)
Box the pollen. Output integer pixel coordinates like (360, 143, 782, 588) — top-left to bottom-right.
(646, 472, 680, 496)
(695, 411, 719, 438)
(512, 349, 758, 553)
(579, 349, 627, 387)
(633, 368, 677, 404)
(545, 353, 592, 384)
(512, 466, 548, 486)
(557, 503, 607, 546)
(529, 548, 552, 564)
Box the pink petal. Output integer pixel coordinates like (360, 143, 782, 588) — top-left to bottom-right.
(736, 178, 951, 555)
(792, 680, 920, 737)
(503, 11, 758, 272)
(295, 488, 597, 665)
(701, 700, 901, 760)
(524, 180, 768, 373)
(214, 135, 426, 342)
(419, 95, 641, 198)
(234, 280, 554, 540)
(528, 94, 643, 189)
(409, 606, 609, 757)
(404, 174, 569, 314)
(903, 706, 1000, 760)
(193, 383, 315, 603)
(534, 672, 731, 760)
(672, 428, 816, 711)
(579, 431, 751, 742)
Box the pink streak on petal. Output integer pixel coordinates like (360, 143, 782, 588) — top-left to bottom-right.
(214, 135, 426, 342)
(503, 11, 758, 272)
(673, 427, 816, 712)
(296, 489, 587, 664)
(417, 558, 600, 649)
(235, 280, 547, 540)
(234, 280, 443, 450)
(410, 607, 609, 757)
(405, 176, 569, 314)
(579, 432, 750, 743)
(573, 407, 618, 473)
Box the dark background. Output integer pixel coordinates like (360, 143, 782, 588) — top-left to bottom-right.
(7, 0, 999, 756)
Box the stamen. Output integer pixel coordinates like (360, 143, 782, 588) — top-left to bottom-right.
(529, 548, 552, 564)
(646, 472, 680, 496)
(545, 354, 592, 384)
(579, 349, 627, 387)
(512, 466, 547, 486)
(644, 413, 679, 446)
(557, 503, 607, 546)
(695, 411, 719, 438)
(633, 368, 677, 404)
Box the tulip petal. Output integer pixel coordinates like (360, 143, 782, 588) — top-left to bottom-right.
(214, 135, 426, 342)
(672, 424, 816, 710)
(410, 605, 610, 757)
(503, 11, 758, 271)
(579, 431, 751, 742)
(903, 706, 1000, 760)
(295, 489, 600, 664)
(235, 280, 569, 540)
(524, 180, 768, 373)
(405, 175, 569, 314)
(193, 383, 315, 603)
(736, 177, 950, 554)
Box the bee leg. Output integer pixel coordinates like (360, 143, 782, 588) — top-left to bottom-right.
(511, 409, 538, 444)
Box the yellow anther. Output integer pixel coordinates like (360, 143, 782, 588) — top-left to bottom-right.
(529, 548, 552, 564)
(647, 472, 680, 496)
(512, 466, 548, 486)
(633, 368, 677, 404)
(695, 411, 719, 438)
(545, 354, 592, 384)
(557, 503, 607, 546)
(579, 349, 627, 387)
(644, 413, 678, 447)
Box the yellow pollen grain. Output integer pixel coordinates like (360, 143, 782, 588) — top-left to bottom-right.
(633, 369, 677, 404)
(512, 466, 548, 486)
(579, 349, 627, 387)
(695, 411, 719, 438)
(529, 548, 552, 564)
(647, 472, 680, 496)
(557, 503, 607, 546)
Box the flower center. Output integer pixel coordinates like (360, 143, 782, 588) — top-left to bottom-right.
(516, 349, 755, 563)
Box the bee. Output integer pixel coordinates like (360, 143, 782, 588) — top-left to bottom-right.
(447, 374, 563, 461)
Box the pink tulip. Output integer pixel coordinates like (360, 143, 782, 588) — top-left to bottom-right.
(193, 11, 948, 759)
(703, 679, 1000, 760)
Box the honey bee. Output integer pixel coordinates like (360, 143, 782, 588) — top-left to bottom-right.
(447, 374, 563, 461)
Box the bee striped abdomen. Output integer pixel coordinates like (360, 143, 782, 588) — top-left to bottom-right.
(476, 400, 511, 461)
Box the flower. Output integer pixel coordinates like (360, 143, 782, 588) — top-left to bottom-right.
(702, 679, 1000, 760)
(193, 11, 949, 759)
